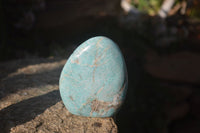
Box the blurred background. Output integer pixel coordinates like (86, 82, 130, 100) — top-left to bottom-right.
(0, 0, 200, 132)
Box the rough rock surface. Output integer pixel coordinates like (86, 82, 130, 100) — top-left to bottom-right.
(0, 58, 117, 133)
(11, 102, 117, 133)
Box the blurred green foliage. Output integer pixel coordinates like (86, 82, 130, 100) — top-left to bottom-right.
(131, 0, 163, 15)
(187, 0, 200, 19)
(131, 0, 200, 19)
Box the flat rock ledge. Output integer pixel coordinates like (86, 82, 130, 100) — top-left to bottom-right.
(11, 102, 117, 133)
(0, 58, 117, 133)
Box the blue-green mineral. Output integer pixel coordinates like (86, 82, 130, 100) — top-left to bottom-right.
(59, 36, 128, 117)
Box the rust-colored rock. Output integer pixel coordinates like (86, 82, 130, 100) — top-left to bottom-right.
(165, 102, 189, 122)
(170, 87, 193, 102)
(171, 119, 200, 133)
(145, 51, 200, 84)
(36, 0, 121, 29)
(162, 84, 193, 102)
(190, 93, 200, 119)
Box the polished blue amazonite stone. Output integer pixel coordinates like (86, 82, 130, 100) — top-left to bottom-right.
(59, 36, 128, 117)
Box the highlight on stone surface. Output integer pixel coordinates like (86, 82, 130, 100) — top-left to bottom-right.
(59, 36, 128, 117)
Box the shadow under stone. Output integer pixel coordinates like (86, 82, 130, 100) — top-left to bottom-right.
(0, 64, 63, 100)
(0, 58, 64, 80)
(0, 90, 61, 133)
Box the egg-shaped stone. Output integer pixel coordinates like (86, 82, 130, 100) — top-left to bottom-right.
(59, 36, 128, 117)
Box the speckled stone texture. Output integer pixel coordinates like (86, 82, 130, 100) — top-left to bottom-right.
(10, 102, 117, 133)
(59, 36, 128, 117)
